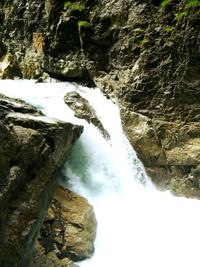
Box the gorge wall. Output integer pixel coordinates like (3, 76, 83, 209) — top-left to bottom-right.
(0, 0, 200, 194)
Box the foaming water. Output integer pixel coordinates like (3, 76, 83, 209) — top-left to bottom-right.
(1, 80, 200, 267)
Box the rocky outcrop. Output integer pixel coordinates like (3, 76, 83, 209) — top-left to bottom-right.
(122, 111, 200, 197)
(0, 94, 83, 267)
(64, 91, 110, 139)
(36, 185, 97, 265)
(0, 0, 200, 196)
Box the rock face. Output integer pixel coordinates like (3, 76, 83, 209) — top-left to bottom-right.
(107, 1, 200, 197)
(0, 0, 200, 197)
(37, 185, 97, 263)
(0, 0, 96, 83)
(0, 94, 83, 267)
(122, 111, 200, 196)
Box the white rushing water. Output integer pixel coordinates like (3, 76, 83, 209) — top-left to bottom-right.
(1, 80, 200, 267)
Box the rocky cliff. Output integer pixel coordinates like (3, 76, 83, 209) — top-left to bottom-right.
(0, 0, 199, 195)
(0, 93, 83, 267)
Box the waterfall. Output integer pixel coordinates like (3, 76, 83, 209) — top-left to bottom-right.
(1, 80, 200, 267)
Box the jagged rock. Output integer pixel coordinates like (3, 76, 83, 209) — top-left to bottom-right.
(0, 94, 83, 267)
(38, 185, 97, 262)
(64, 91, 110, 139)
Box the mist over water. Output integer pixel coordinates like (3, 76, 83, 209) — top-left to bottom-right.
(1, 80, 200, 267)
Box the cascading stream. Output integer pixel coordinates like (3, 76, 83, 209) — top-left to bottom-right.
(1, 80, 200, 267)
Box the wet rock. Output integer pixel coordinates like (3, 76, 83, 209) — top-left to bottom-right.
(65, 91, 110, 139)
(38, 185, 97, 262)
(0, 94, 83, 267)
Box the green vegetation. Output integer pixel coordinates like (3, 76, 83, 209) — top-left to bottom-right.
(78, 20, 91, 51)
(160, 0, 171, 8)
(174, 1, 200, 24)
(64, 1, 85, 11)
(160, 0, 200, 10)
(175, 11, 186, 23)
(164, 26, 175, 33)
(185, 0, 200, 9)
(140, 37, 149, 46)
(78, 20, 91, 28)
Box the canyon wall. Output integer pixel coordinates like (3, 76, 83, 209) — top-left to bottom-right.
(0, 0, 200, 193)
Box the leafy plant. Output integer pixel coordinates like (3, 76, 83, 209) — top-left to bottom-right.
(160, 0, 171, 8)
(64, 1, 85, 11)
(185, 0, 200, 9)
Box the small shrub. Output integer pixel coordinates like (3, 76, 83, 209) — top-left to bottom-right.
(185, 0, 200, 9)
(64, 1, 85, 11)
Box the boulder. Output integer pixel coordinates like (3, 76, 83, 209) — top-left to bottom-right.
(38, 185, 97, 262)
(0, 94, 83, 267)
